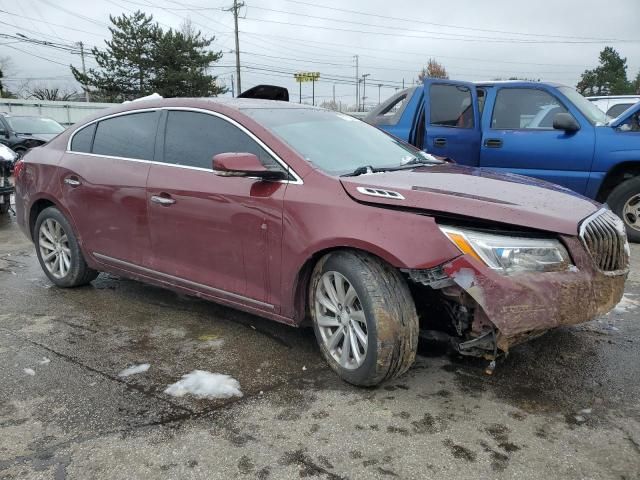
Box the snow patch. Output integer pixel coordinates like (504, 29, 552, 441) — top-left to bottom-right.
(452, 268, 476, 290)
(613, 294, 639, 314)
(39, 357, 50, 365)
(23, 368, 35, 376)
(118, 363, 150, 377)
(164, 370, 243, 399)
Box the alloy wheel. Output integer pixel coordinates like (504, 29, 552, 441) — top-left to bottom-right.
(314, 271, 368, 370)
(39, 218, 71, 279)
(623, 194, 640, 232)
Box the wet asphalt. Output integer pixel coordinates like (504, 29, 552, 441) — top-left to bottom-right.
(0, 211, 639, 480)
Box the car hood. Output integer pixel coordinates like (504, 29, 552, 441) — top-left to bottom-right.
(16, 133, 57, 142)
(339, 164, 599, 235)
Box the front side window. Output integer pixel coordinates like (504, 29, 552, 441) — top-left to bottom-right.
(429, 84, 474, 128)
(70, 124, 96, 153)
(243, 107, 427, 176)
(557, 86, 608, 125)
(163, 111, 281, 170)
(92, 111, 159, 160)
(607, 103, 634, 118)
(492, 88, 570, 130)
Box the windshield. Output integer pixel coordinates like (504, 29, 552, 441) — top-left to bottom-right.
(242, 108, 426, 175)
(557, 87, 609, 125)
(5, 116, 65, 134)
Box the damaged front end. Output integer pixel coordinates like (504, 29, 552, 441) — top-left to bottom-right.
(404, 209, 629, 363)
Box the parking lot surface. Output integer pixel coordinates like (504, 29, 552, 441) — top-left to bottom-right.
(1, 212, 639, 479)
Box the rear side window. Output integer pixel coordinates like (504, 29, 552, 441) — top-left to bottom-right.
(492, 88, 569, 129)
(70, 123, 96, 153)
(92, 112, 158, 160)
(606, 103, 634, 118)
(429, 84, 474, 128)
(163, 111, 281, 170)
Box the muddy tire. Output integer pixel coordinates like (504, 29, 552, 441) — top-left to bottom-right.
(607, 176, 640, 242)
(34, 206, 98, 287)
(309, 250, 419, 386)
(0, 195, 9, 214)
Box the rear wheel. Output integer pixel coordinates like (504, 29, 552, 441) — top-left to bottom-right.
(309, 250, 418, 386)
(607, 177, 640, 242)
(34, 206, 98, 287)
(0, 195, 9, 214)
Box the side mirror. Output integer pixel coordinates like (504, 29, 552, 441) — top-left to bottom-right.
(212, 152, 286, 180)
(553, 113, 580, 133)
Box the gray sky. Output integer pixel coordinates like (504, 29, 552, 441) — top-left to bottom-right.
(1, 0, 639, 107)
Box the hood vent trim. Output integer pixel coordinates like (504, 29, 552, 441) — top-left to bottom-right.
(356, 186, 405, 200)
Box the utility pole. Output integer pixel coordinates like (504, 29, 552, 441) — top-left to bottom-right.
(77, 41, 90, 102)
(361, 73, 370, 112)
(332, 84, 335, 104)
(225, 0, 244, 95)
(230, 74, 235, 97)
(378, 84, 382, 104)
(312, 77, 315, 106)
(354, 55, 359, 111)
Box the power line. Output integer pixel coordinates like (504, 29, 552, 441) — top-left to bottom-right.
(241, 15, 638, 45)
(240, 31, 591, 68)
(0, 9, 107, 37)
(279, 0, 636, 43)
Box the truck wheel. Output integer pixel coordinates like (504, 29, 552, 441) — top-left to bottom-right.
(0, 195, 9, 214)
(607, 177, 640, 242)
(309, 250, 418, 386)
(34, 206, 98, 287)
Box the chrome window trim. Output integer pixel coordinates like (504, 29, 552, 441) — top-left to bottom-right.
(93, 252, 275, 310)
(66, 106, 303, 185)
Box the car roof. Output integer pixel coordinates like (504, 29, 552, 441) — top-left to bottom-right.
(587, 95, 640, 100)
(118, 96, 321, 112)
(473, 80, 566, 88)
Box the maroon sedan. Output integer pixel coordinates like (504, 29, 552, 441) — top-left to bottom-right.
(13, 98, 629, 386)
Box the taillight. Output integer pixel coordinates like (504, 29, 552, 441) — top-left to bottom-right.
(13, 158, 25, 180)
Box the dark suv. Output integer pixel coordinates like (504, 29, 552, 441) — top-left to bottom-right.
(0, 113, 65, 160)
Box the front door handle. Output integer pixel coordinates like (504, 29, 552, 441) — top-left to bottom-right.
(150, 194, 176, 206)
(433, 137, 447, 148)
(484, 138, 503, 148)
(63, 177, 81, 187)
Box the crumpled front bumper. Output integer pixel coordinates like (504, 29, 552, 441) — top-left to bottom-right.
(440, 235, 627, 351)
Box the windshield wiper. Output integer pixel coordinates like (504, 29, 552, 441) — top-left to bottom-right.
(341, 165, 376, 177)
(341, 156, 443, 177)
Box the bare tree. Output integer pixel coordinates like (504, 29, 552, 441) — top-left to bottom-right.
(28, 85, 78, 101)
(417, 58, 449, 82)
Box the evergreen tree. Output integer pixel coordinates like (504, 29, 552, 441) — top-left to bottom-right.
(152, 28, 226, 97)
(71, 11, 226, 101)
(577, 47, 632, 96)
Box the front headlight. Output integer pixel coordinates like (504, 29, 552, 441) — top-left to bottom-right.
(439, 226, 572, 274)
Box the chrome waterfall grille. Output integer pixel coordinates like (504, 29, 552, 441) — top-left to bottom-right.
(579, 209, 630, 273)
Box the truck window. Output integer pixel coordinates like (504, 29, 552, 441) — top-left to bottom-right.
(491, 88, 569, 130)
(429, 84, 474, 128)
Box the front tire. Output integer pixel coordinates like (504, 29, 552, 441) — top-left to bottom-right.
(34, 206, 98, 287)
(309, 251, 419, 386)
(607, 177, 640, 242)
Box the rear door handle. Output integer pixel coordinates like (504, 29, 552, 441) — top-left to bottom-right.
(484, 138, 503, 148)
(63, 177, 81, 187)
(433, 137, 447, 148)
(150, 194, 176, 206)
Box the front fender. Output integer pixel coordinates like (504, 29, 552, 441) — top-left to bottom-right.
(279, 175, 461, 320)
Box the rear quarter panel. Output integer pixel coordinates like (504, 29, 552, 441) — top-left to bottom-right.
(14, 141, 67, 240)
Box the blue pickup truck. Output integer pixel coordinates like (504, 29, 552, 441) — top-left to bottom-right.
(365, 80, 640, 240)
